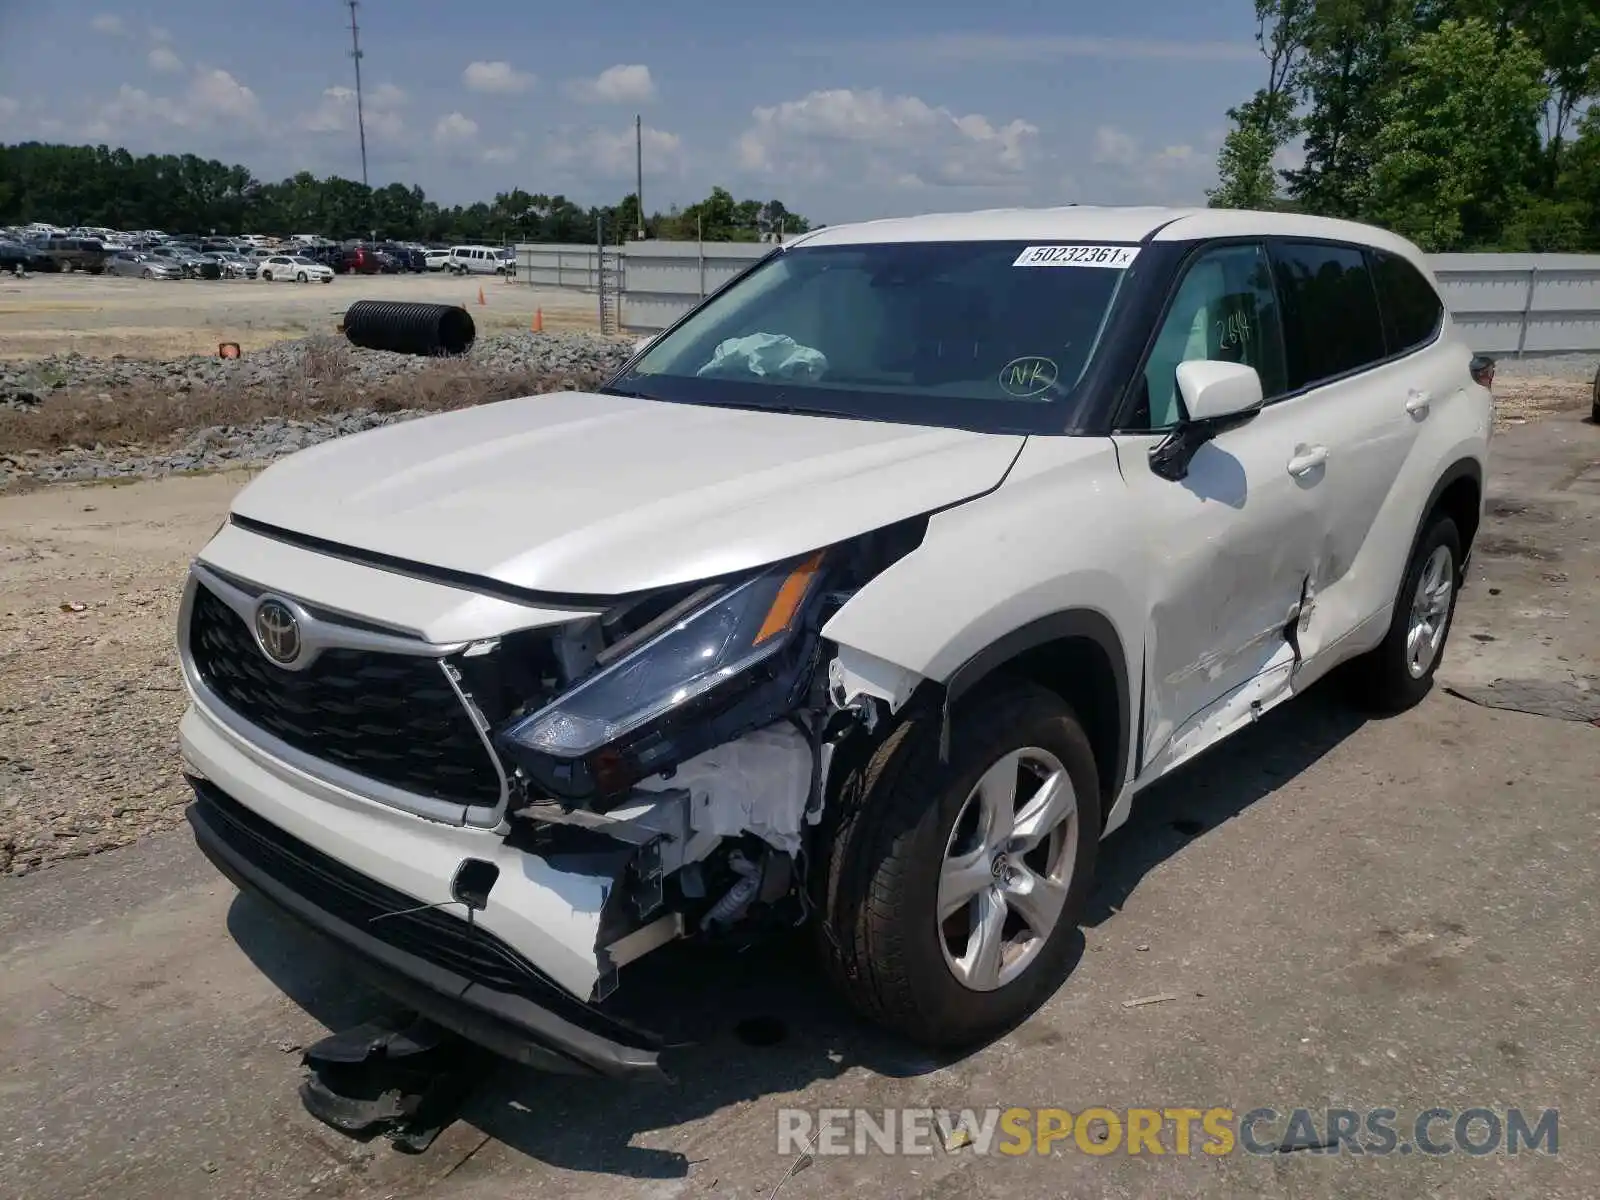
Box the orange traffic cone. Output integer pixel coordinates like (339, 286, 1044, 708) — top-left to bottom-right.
(531, 308, 543, 333)
(477, 286, 486, 306)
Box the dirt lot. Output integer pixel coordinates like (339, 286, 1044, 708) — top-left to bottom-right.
(0, 408, 1597, 1198)
(0, 271, 599, 359)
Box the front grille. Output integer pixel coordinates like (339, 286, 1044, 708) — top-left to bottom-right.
(188, 583, 501, 806)
(190, 780, 656, 1047)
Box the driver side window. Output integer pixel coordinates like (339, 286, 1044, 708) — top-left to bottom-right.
(1135, 242, 1287, 430)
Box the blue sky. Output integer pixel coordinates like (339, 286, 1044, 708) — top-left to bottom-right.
(0, 0, 1275, 224)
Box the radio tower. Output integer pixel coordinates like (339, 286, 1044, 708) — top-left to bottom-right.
(346, 0, 369, 187)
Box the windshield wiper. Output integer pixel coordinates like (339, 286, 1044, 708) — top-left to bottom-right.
(596, 384, 653, 399)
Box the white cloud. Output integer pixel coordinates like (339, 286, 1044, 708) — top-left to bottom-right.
(736, 88, 1037, 189)
(1089, 124, 1216, 201)
(462, 61, 535, 95)
(147, 45, 183, 74)
(434, 111, 479, 142)
(567, 64, 656, 105)
(190, 69, 262, 124)
(0, 95, 19, 121)
(300, 83, 406, 140)
(89, 13, 126, 36)
(547, 122, 684, 179)
(815, 32, 1260, 65)
(482, 145, 518, 165)
(82, 68, 263, 139)
(150, 25, 172, 42)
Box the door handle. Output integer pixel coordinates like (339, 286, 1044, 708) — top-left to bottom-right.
(1405, 389, 1432, 416)
(1286, 445, 1328, 477)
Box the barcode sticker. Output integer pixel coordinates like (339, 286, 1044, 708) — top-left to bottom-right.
(1013, 244, 1140, 269)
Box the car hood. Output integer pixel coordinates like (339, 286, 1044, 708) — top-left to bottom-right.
(227, 390, 1025, 596)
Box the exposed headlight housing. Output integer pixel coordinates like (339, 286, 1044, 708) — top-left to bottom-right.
(496, 550, 828, 806)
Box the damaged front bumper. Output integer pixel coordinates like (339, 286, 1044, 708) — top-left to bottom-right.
(187, 778, 668, 1079)
(180, 701, 671, 1079)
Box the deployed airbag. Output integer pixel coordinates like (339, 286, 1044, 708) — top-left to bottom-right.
(696, 333, 829, 382)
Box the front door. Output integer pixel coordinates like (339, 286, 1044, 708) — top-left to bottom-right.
(1111, 241, 1326, 776)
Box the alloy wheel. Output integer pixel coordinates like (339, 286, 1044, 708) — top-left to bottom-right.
(1406, 544, 1454, 678)
(938, 747, 1079, 992)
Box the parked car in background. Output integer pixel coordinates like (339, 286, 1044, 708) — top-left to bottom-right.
(377, 242, 426, 272)
(341, 245, 382, 274)
(259, 255, 334, 283)
(205, 252, 257, 279)
(150, 244, 210, 277)
(106, 251, 182, 279)
(448, 244, 510, 275)
(0, 239, 53, 273)
(40, 236, 110, 273)
(424, 248, 451, 271)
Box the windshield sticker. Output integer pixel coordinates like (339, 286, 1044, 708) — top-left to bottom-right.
(999, 356, 1060, 397)
(1013, 244, 1139, 269)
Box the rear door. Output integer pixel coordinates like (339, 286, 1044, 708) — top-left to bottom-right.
(1267, 241, 1438, 661)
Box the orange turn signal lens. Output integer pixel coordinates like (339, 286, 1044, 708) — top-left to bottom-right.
(752, 550, 826, 646)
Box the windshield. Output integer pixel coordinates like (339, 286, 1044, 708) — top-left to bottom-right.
(609, 239, 1134, 432)
(290, 256, 317, 265)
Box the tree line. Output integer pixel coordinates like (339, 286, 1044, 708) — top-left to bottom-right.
(0, 142, 811, 245)
(1210, 0, 1600, 251)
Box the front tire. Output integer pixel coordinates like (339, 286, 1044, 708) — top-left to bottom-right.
(818, 679, 1100, 1048)
(1347, 516, 1462, 712)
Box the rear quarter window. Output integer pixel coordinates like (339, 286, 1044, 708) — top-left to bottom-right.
(1270, 241, 1387, 391)
(1371, 249, 1444, 354)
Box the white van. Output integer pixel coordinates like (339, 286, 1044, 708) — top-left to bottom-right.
(448, 245, 509, 276)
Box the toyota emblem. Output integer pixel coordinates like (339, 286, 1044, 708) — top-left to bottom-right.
(254, 599, 302, 666)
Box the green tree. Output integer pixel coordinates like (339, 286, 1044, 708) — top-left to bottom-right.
(0, 142, 810, 246)
(1208, 0, 1314, 209)
(1282, 0, 1415, 217)
(1364, 18, 1549, 249)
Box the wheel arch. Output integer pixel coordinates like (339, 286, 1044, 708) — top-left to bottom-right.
(940, 609, 1131, 811)
(1421, 457, 1484, 577)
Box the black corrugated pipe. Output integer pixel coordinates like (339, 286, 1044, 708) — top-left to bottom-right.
(342, 300, 476, 357)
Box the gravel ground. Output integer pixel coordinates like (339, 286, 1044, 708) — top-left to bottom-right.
(0, 330, 635, 485)
(0, 270, 596, 359)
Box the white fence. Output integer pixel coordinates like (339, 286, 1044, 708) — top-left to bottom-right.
(516, 241, 1600, 358)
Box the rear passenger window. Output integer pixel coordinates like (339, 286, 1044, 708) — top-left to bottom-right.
(1271, 242, 1386, 390)
(1371, 249, 1443, 354)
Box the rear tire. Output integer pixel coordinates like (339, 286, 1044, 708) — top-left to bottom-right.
(262, 270, 273, 282)
(1346, 516, 1462, 713)
(817, 679, 1100, 1049)
(141, 268, 153, 279)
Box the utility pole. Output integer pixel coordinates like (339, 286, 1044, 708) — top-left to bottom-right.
(634, 114, 646, 241)
(346, 0, 369, 188)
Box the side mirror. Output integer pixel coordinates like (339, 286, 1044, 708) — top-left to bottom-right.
(1151, 360, 1265, 483)
(1176, 360, 1264, 423)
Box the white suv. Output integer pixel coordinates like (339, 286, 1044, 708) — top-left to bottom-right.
(448, 245, 510, 275)
(178, 206, 1490, 1078)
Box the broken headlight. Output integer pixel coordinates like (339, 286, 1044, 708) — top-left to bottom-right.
(497, 550, 827, 806)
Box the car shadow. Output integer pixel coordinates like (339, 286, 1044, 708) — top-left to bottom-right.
(1084, 677, 1370, 926)
(224, 677, 1375, 1179)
